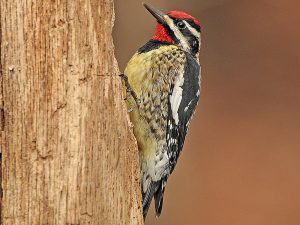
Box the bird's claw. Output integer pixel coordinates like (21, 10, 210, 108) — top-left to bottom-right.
(120, 74, 141, 111)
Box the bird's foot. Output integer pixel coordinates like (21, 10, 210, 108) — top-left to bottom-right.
(120, 74, 140, 112)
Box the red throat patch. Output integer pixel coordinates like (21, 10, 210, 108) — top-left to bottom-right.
(153, 23, 175, 43)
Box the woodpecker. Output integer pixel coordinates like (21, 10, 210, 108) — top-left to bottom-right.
(121, 3, 202, 218)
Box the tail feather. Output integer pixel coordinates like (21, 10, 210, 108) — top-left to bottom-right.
(154, 180, 166, 217)
(142, 181, 158, 219)
(142, 178, 168, 219)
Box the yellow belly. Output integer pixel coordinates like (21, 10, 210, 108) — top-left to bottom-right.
(124, 45, 183, 163)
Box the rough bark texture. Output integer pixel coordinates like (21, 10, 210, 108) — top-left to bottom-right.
(0, 0, 143, 224)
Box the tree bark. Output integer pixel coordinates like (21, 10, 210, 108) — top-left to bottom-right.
(0, 0, 143, 224)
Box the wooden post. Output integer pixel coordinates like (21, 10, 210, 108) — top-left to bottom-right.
(0, 0, 143, 224)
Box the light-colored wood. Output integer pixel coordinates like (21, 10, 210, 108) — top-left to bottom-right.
(0, 0, 143, 224)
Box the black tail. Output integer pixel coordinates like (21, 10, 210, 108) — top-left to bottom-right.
(154, 180, 166, 217)
(142, 179, 167, 219)
(142, 181, 158, 219)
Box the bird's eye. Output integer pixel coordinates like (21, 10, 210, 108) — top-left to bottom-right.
(176, 21, 186, 29)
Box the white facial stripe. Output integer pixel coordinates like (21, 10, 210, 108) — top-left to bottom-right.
(184, 21, 200, 39)
(164, 15, 190, 51)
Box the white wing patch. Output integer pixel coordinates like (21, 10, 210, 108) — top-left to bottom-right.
(170, 75, 184, 125)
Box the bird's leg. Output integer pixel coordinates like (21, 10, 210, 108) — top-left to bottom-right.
(120, 74, 134, 112)
(119, 74, 141, 112)
(126, 89, 134, 113)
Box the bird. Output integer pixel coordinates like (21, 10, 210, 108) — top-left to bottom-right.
(121, 3, 202, 219)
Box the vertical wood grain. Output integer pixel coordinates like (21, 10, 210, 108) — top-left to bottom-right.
(0, 0, 143, 224)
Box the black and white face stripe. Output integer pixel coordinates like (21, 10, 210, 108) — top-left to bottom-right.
(184, 19, 201, 32)
(162, 15, 201, 57)
(180, 20, 200, 55)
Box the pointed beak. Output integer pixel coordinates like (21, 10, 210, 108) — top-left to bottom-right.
(143, 3, 167, 25)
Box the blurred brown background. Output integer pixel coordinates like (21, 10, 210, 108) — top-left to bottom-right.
(114, 0, 300, 224)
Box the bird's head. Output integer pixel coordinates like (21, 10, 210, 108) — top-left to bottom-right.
(143, 3, 202, 56)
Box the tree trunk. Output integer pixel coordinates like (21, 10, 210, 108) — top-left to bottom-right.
(0, 0, 143, 224)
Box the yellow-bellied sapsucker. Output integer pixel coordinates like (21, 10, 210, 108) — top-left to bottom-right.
(121, 3, 202, 219)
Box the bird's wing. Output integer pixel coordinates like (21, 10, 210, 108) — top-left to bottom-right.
(167, 52, 200, 173)
(154, 52, 200, 216)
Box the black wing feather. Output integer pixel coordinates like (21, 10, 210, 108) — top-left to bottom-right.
(169, 52, 200, 171)
(154, 53, 200, 216)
